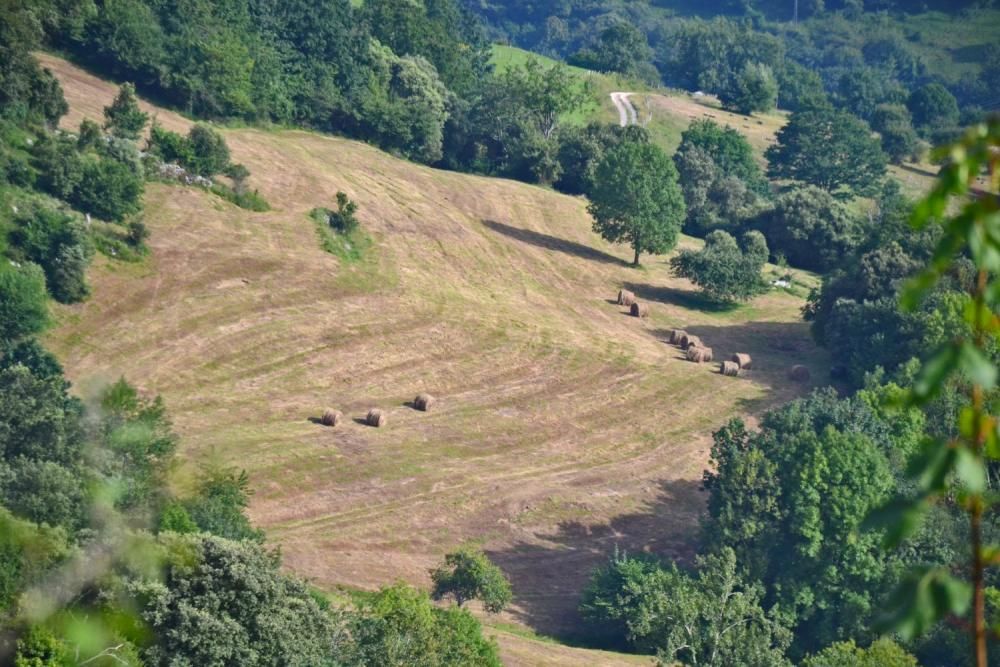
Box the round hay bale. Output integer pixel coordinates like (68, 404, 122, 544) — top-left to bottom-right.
(320, 408, 342, 427)
(687, 346, 713, 363)
(414, 393, 435, 412)
(789, 365, 811, 382)
(366, 408, 387, 428)
(731, 353, 753, 370)
(669, 329, 687, 345)
(720, 361, 740, 377)
(630, 302, 649, 318)
(617, 289, 636, 306)
(681, 334, 702, 350)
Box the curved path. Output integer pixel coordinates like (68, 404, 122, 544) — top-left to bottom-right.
(610, 92, 638, 127)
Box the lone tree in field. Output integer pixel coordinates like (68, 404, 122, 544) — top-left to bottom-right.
(103, 83, 148, 140)
(430, 548, 512, 613)
(766, 108, 887, 198)
(588, 140, 685, 266)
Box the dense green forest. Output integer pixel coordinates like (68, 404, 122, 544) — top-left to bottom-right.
(2, 0, 1000, 664)
(463, 0, 999, 122)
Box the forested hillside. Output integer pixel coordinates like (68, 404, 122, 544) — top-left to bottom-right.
(465, 0, 998, 128)
(2, 0, 1000, 665)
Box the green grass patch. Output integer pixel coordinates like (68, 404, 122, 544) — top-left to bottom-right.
(310, 207, 371, 263)
(210, 183, 270, 211)
(896, 9, 1000, 83)
(489, 44, 650, 128)
(90, 220, 147, 262)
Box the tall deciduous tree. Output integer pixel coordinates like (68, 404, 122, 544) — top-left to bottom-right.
(702, 391, 899, 654)
(906, 83, 959, 136)
(766, 108, 887, 198)
(677, 119, 769, 196)
(581, 548, 792, 665)
(127, 534, 334, 666)
(719, 61, 778, 116)
(569, 22, 653, 79)
(588, 140, 685, 266)
(749, 184, 863, 272)
(871, 103, 920, 165)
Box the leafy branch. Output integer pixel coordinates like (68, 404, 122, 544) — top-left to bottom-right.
(866, 117, 999, 665)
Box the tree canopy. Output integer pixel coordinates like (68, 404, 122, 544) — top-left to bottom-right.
(766, 108, 887, 198)
(588, 140, 685, 266)
(750, 185, 863, 272)
(670, 230, 770, 303)
(701, 391, 901, 654)
(581, 548, 792, 665)
(430, 548, 512, 613)
(0, 265, 49, 343)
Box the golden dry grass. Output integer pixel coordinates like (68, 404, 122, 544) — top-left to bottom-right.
(42, 54, 827, 650)
(489, 627, 654, 666)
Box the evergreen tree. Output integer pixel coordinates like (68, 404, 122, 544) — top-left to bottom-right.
(103, 83, 148, 140)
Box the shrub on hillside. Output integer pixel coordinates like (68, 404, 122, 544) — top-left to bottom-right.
(430, 548, 512, 613)
(719, 61, 778, 115)
(72, 156, 144, 221)
(103, 83, 148, 140)
(670, 230, 769, 303)
(187, 124, 230, 176)
(184, 466, 264, 542)
(0, 263, 49, 342)
(34, 135, 83, 199)
(10, 204, 92, 303)
(343, 584, 502, 666)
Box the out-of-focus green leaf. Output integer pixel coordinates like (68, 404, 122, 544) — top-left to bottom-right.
(907, 437, 955, 493)
(958, 341, 999, 389)
(864, 496, 928, 548)
(954, 446, 987, 494)
(911, 344, 960, 403)
(876, 568, 972, 640)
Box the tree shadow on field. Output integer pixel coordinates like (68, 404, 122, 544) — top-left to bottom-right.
(485, 478, 704, 647)
(651, 320, 833, 415)
(623, 280, 739, 314)
(898, 163, 939, 179)
(482, 219, 628, 267)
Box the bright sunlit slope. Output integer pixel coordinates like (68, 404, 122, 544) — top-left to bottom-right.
(41, 53, 824, 648)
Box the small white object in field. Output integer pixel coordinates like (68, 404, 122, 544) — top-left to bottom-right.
(772, 279, 791, 288)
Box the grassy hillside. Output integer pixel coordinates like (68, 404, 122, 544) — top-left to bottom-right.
(490, 44, 624, 127)
(490, 46, 945, 198)
(897, 9, 1000, 83)
(41, 53, 824, 654)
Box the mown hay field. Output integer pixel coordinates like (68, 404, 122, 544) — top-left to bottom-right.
(41, 54, 825, 648)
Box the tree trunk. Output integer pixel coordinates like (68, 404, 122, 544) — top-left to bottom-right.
(633, 247, 640, 267)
